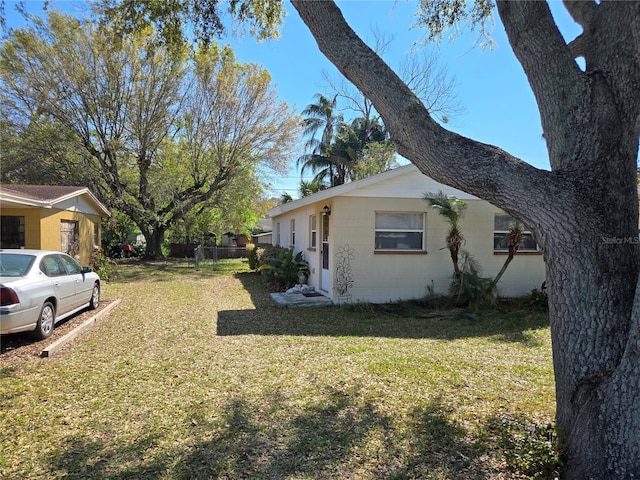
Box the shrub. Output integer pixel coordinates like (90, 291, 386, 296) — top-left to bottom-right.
(484, 414, 562, 479)
(259, 248, 310, 291)
(246, 243, 259, 271)
(256, 245, 278, 269)
(449, 251, 497, 309)
(516, 282, 549, 311)
(90, 248, 117, 281)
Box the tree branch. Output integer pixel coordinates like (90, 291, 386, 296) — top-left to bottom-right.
(496, 1, 583, 171)
(563, 0, 598, 28)
(291, 0, 574, 232)
(567, 34, 588, 59)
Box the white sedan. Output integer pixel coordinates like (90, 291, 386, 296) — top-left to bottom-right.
(0, 250, 101, 339)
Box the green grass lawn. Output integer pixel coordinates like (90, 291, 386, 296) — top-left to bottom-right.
(0, 258, 557, 479)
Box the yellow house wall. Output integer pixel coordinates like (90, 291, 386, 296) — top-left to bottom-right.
(272, 195, 546, 303)
(1, 207, 100, 264)
(0, 208, 42, 248)
(39, 209, 101, 264)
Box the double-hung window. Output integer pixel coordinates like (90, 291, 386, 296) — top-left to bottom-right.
(493, 214, 539, 252)
(309, 215, 317, 249)
(375, 212, 425, 251)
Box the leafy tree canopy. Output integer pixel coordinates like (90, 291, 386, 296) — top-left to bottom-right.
(1, 10, 300, 258)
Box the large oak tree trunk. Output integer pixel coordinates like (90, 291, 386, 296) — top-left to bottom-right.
(142, 227, 167, 259)
(291, 1, 640, 476)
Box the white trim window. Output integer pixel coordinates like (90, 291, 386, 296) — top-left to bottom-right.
(493, 214, 539, 252)
(276, 222, 281, 246)
(93, 222, 100, 248)
(290, 219, 296, 246)
(309, 215, 317, 249)
(375, 212, 425, 251)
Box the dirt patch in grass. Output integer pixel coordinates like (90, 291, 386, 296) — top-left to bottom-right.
(0, 299, 116, 359)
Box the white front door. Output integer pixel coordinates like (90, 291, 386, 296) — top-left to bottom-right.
(321, 213, 329, 292)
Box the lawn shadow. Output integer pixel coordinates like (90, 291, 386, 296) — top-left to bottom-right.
(217, 306, 549, 342)
(45, 431, 170, 480)
(42, 386, 545, 479)
(173, 389, 481, 479)
(228, 271, 549, 343)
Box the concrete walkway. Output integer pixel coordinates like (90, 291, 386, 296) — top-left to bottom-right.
(270, 292, 333, 308)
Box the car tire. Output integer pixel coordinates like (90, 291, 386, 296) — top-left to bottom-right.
(89, 283, 100, 310)
(33, 301, 55, 340)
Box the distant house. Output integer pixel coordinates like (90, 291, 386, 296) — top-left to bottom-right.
(0, 184, 110, 264)
(251, 218, 273, 245)
(220, 232, 249, 247)
(267, 165, 545, 304)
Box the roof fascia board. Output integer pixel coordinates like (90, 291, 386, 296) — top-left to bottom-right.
(0, 192, 50, 208)
(269, 165, 417, 217)
(1, 188, 111, 216)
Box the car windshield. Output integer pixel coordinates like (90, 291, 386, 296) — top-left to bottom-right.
(0, 253, 36, 277)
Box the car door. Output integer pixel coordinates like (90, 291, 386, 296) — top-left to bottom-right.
(58, 254, 93, 308)
(40, 254, 77, 315)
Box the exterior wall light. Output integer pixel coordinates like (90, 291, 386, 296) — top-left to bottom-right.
(323, 205, 331, 216)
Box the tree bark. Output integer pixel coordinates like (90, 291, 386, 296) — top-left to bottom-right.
(291, 0, 640, 476)
(141, 225, 167, 259)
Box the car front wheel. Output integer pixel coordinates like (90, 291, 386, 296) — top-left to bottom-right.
(89, 283, 100, 310)
(33, 301, 55, 340)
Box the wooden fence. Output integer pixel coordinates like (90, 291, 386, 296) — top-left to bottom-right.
(170, 243, 247, 259)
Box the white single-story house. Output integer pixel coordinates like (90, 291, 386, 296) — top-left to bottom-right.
(266, 164, 546, 304)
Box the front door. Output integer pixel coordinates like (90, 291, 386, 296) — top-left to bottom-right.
(321, 213, 329, 292)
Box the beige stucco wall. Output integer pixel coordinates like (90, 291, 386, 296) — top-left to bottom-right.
(273, 195, 546, 304)
(272, 201, 327, 294)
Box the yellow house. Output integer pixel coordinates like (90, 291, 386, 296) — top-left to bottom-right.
(0, 184, 110, 265)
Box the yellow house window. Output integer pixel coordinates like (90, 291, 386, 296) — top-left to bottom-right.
(93, 222, 100, 248)
(1, 216, 25, 248)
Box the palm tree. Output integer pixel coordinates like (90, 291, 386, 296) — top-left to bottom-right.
(298, 94, 395, 187)
(423, 190, 468, 277)
(300, 93, 341, 151)
(489, 219, 524, 289)
(297, 94, 342, 185)
(299, 179, 327, 197)
(280, 192, 293, 204)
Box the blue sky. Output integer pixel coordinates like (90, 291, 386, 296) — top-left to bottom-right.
(4, 1, 582, 198)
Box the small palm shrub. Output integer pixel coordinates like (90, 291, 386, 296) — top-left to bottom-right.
(259, 247, 310, 291)
(449, 251, 497, 309)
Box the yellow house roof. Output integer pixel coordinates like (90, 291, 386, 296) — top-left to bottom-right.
(0, 184, 110, 217)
